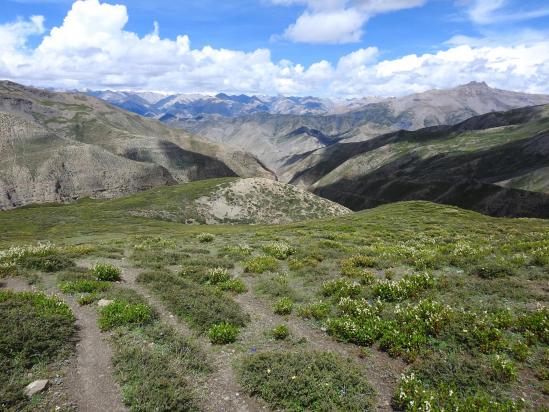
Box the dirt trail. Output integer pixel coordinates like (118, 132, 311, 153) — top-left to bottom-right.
(2, 274, 128, 412)
(78, 257, 267, 412)
(0, 276, 34, 292)
(236, 276, 405, 412)
(63, 297, 128, 412)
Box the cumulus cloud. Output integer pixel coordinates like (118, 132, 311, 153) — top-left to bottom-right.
(273, 0, 426, 44)
(0, 0, 548, 97)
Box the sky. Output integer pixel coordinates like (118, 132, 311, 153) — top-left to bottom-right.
(0, 0, 548, 97)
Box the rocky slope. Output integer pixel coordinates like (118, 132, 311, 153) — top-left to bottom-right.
(291, 104, 549, 218)
(0, 81, 272, 209)
(74, 177, 351, 225)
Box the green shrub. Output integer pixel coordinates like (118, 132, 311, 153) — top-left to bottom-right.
(133, 236, 176, 251)
(516, 307, 549, 344)
(99, 300, 153, 331)
(262, 242, 295, 260)
(92, 263, 121, 281)
(372, 272, 435, 302)
(218, 278, 247, 293)
(274, 297, 293, 315)
(111, 323, 207, 411)
(322, 278, 362, 300)
(271, 324, 290, 340)
(205, 267, 231, 285)
(59, 279, 110, 294)
(0, 263, 16, 278)
(220, 244, 253, 259)
(138, 270, 249, 332)
(341, 255, 377, 278)
(0, 291, 75, 410)
(20, 253, 74, 272)
(470, 263, 516, 279)
(490, 355, 517, 383)
(197, 233, 215, 243)
(244, 255, 278, 274)
(394, 372, 524, 412)
(208, 322, 239, 344)
(77, 293, 99, 305)
(238, 351, 374, 411)
(298, 301, 331, 320)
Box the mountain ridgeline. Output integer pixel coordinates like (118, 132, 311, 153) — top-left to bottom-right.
(94, 82, 549, 175)
(0, 81, 273, 209)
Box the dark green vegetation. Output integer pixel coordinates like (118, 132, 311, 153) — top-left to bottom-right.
(138, 269, 249, 333)
(0, 291, 75, 411)
(111, 323, 209, 411)
(1, 180, 548, 411)
(239, 351, 374, 411)
(92, 263, 122, 281)
(288, 104, 549, 218)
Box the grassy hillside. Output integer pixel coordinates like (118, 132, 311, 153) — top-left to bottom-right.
(283, 104, 549, 218)
(1, 188, 547, 411)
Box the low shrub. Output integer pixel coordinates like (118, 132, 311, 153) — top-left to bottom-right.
(205, 267, 231, 285)
(271, 324, 290, 340)
(208, 322, 239, 344)
(341, 255, 377, 278)
(197, 233, 215, 243)
(20, 253, 74, 272)
(274, 297, 293, 315)
(111, 323, 208, 411)
(516, 306, 548, 344)
(262, 242, 295, 260)
(372, 272, 435, 302)
(244, 255, 278, 274)
(490, 355, 517, 383)
(220, 244, 253, 259)
(59, 279, 110, 294)
(138, 270, 249, 332)
(92, 263, 121, 281)
(394, 372, 524, 412)
(77, 293, 100, 305)
(321, 278, 362, 300)
(0, 291, 75, 410)
(470, 263, 516, 279)
(99, 300, 153, 331)
(238, 351, 374, 411)
(298, 301, 331, 320)
(218, 278, 247, 293)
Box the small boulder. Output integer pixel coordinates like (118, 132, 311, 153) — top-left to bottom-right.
(25, 379, 49, 397)
(97, 299, 113, 307)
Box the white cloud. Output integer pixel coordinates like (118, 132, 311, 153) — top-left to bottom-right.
(282, 8, 366, 44)
(466, 0, 549, 24)
(0, 0, 548, 97)
(273, 0, 426, 43)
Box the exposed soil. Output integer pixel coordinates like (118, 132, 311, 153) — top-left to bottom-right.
(78, 257, 267, 412)
(63, 296, 128, 412)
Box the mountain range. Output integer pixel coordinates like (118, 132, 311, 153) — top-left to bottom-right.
(93, 82, 549, 174)
(3, 80, 549, 218)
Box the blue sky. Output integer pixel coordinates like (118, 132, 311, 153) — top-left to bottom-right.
(1, 0, 548, 96)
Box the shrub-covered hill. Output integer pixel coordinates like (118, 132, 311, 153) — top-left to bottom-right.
(0, 178, 350, 232)
(1, 191, 547, 411)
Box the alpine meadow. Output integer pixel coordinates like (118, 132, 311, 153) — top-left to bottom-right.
(1, 0, 548, 411)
